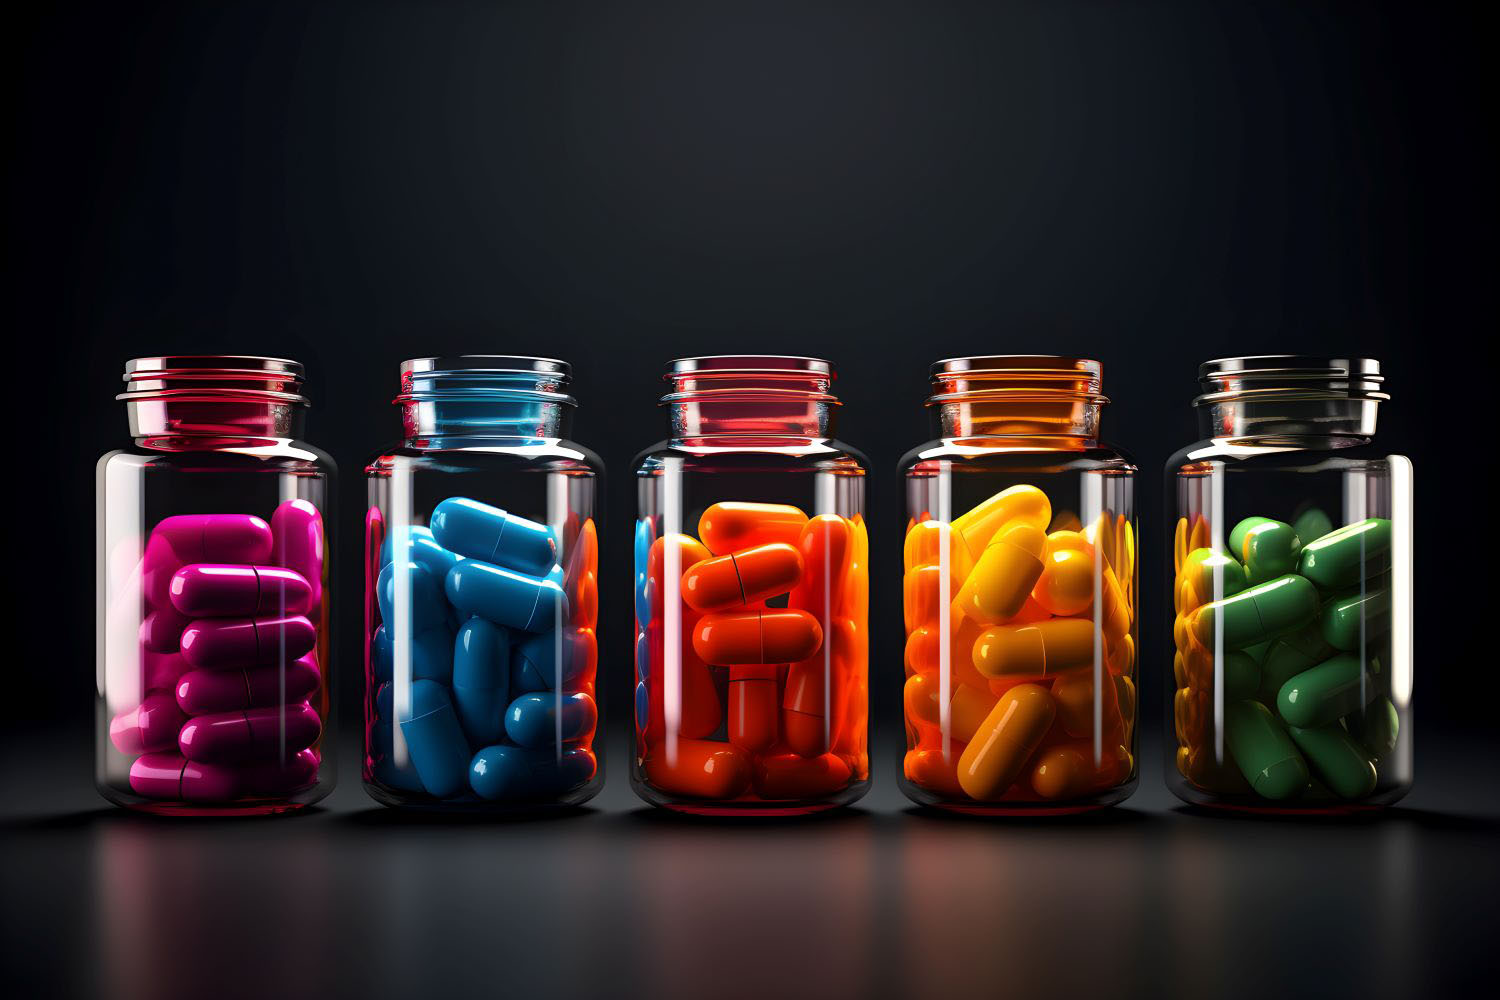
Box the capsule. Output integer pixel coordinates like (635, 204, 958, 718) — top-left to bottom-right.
(954, 523, 1047, 624)
(469, 744, 596, 801)
(647, 532, 713, 620)
(502, 691, 598, 748)
(429, 497, 557, 578)
(179, 615, 316, 669)
(511, 626, 595, 693)
(1228, 517, 1275, 560)
(789, 515, 853, 616)
(951, 485, 1051, 561)
(1291, 507, 1334, 549)
(1178, 548, 1249, 609)
(972, 618, 1096, 679)
(1237, 519, 1302, 585)
(1297, 517, 1393, 590)
(177, 703, 321, 763)
(398, 679, 473, 798)
(903, 519, 974, 581)
(1256, 626, 1335, 704)
(904, 748, 967, 799)
(142, 514, 275, 607)
(728, 664, 780, 752)
(1030, 743, 1129, 800)
(1277, 653, 1383, 729)
(643, 739, 752, 799)
(782, 617, 853, 757)
(1320, 586, 1392, 651)
(169, 564, 312, 618)
(682, 542, 803, 612)
(1219, 649, 1261, 700)
(445, 559, 566, 633)
(956, 683, 1055, 800)
(381, 524, 462, 580)
(129, 753, 238, 801)
(753, 753, 853, 799)
(633, 519, 656, 625)
(109, 690, 188, 755)
(452, 617, 511, 745)
(1224, 699, 1308, 800)
(698, 502, 808, 554)
(693, 610, 822, 666)
(904, 673, 996, 745)
(1288, 724, 1378, 799)
(143, 650, 191, 692)
(904, 617, 990, 693)
(271, 499, 325, 611)
(1189, 574, 1319, 650)
(1050, 671, 1124, 740)
(1032, 546, 1095, 616)
(1347, 696, 1400, 759)
(139, 606, 190, 653)
(372, 622, 453, 684)
(174, 654, 320, 715)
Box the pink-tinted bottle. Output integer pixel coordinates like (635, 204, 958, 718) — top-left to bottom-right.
(97, 356, 336, 815)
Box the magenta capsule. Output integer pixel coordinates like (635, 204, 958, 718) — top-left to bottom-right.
(241, 748, 320, 796)
(177, 703, 322, 762)
(272, 499, 325, 611)
(175, 654, 321, 715)
(143, 514, 275, 608)
(143, 649, 191, 691)
(139, 606, 190, 652)
(169, 564, 312, 618)
(179, 615, 316, 668)
(109, 690, 187, 755)
(129, 753, 240, 801)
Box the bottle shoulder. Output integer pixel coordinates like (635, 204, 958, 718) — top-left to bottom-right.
(899, 438, 1136, 475)
(99, 439, 335, 473)
(1165, 436, 1408, 473)
(633, 438, 869, 475)
(366, 438, 604, 477)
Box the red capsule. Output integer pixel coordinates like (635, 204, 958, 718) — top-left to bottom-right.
(179, 615, 316, 669)
(177, 703, 321, 763)
(643, 739, 752, 800)
(682, 543, 804, 612)
(169, 564, 313, 618)
(692, 610, 823, 666)
(753, 752, 853, 799)
(782, 616, 854, 758)
(698, 503, 808, 555)
(728, 664, 781, 753)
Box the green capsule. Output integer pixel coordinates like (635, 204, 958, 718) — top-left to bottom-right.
(1181, 547, 1248, 603)
(1288, 724, 1378, 799)
(1191, 574, 1320, 650)
(1346, 696, 1400, 759)
(1228, 517, 1275, 559)
(1221, 650, 1262, 700)
(1319, 586, 1392, 651)
(1241, 519, 1303, 585)
(1298, 517, 1393, 590)
(1291, 507, 1334, 548)
(1244, 640, 1270, 662)
(1256, 626, 1335, 705)
(1225, 700, 1308, 800)
(1277, 653, 1383, 728)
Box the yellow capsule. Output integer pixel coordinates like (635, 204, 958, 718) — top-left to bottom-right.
(1175, 744, 1192, 776)
(902, 519, 974, 581)
(952, 485, 1051, 561)
(1175, 687, 1209, 745)
(953, 523, 1047, 624)
(1049, 509, 1082, 533)
(903, 672, 997, 744)
(972, 618, 1096, 678)
(1084, 513, 1119, 574)
(1115, 674, 1136, 724)
(1173, 651, 1189, 688)
(1188, 515, 1210, 553)
(1174, 517, 1190, 574)
(902, 564, 951, 632)
(957, 683, 1055, 800)
(1100, 565, 1130, 643)
(1106, 631, 1134, 676)
(1032, 546, 1095, 616)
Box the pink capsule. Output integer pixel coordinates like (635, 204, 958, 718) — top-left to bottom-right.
(240, 747, 320, 796)
(179, 615, 316, 668)
(143, 514, 274, 608)
(129, 753, 241, 801)
(272, 500, 325, 612)
(139, 606, 190, 652)
(175, 654, 321, 715)
(178, 703, 322, 762)
(169, 564, 312, 618)
(109, 690, 187, 755)
(143, 650, 192, 691)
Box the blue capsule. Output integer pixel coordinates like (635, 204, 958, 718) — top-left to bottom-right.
(430, 498, 557, 578)
(635, 630, 649, 683)
(452, 617, 510, 746)
(377, 559, 449, 632)
(468, 744, 595, 801)
(505, 691, 598, 748)
(398, 679, 473, 799)
(634, 681, 649, 731)
(372, 622, 453, 684)
(511, 628, 593, 693)
(445, 559, 566, 633)
(380, 525, 463, 580)
(634, 519, 654, 626)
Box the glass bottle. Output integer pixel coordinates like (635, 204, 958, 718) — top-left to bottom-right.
(1168, 356, 1412, 812)
(364, 357, 603, 810)
(96, 356, 336, 815)
(898, 356, 1138, 813)
(632, 356, 870, 814)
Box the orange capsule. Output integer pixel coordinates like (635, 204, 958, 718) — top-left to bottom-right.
(956, 683, 1056, 800)
(904, 616, 990, 692)
(698, 502, 808, 555)
(788, 514, 852, 617)
(903, 564, 950, 631)
(647, 533, 713, 619)
(728, 663, 780, 753)
(643, 739, 752, 800)
(645, 619, 722, 742)
(904, 747, 967, 799)
(782, 616, 852, 757)
(951, 485, 1052, 561)
(1030, 742, 1129, 799)
(903, 519, 975, 582)
(571, 570, 598, 629)
(563, 518, 597, 598)
(682, 542, 803, 612)
(838, 514, 869, 620)
(753, 752, 852, 799)
(693, 609, 823, 666)
(1100, 565, 1131, 642)
(903, 672, 997, 745)
(1033, 547, 1095, 616)
(954, 523, 1048, 625)
(972, 618, 1096, 678)
(1050, 671, 1125, 740)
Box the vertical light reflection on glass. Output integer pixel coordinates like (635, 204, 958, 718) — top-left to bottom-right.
(1390, 456, 1414, 707)
(548, 470, 569, 756)
(1208, 460, 1226, 760)
(662, 456, 683, 765)
(936, 461, 953, 752)
(391, 455, 413, 766)
(1082, 471, 1104, 758)
(102, 455, 148, 719)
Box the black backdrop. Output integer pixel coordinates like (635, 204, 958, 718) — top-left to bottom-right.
(4, 1, 1492, 754)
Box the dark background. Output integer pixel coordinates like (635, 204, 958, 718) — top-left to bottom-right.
(3, 2, 1495, 998)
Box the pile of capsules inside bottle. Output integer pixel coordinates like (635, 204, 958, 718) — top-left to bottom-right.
(902, 485, 1137, 806)
(1173, 510, 1398, 803)
(634, 502, 869, 805)
(366, 498, 598, 803)
(108, 501, 327, 803)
